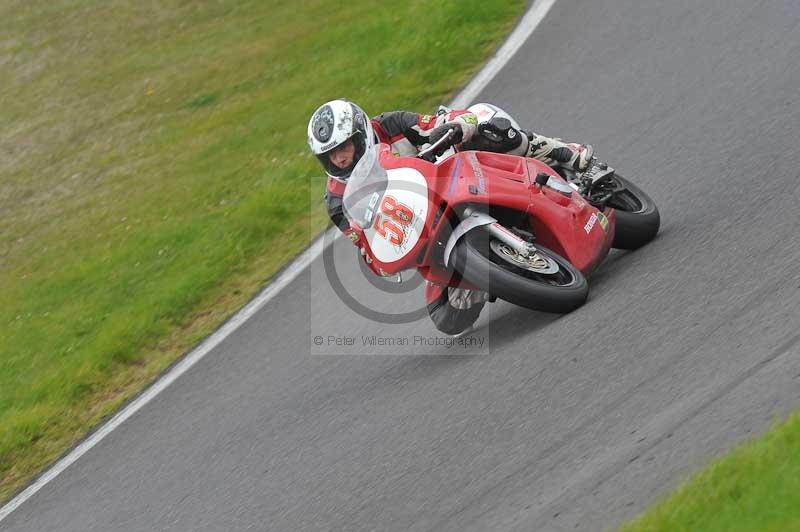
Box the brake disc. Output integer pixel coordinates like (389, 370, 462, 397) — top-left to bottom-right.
(489, 240, 560, 274)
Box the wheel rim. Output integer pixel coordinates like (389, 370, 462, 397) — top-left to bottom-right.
(489, 240, 560, 274)
(473, 235, 576, 287)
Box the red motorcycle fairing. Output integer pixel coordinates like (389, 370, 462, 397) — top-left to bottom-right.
(345, 145, 435, 276)
(521, 157, 616, 275)
(349, 144, 614, 281)
(428, 150, 615, 275)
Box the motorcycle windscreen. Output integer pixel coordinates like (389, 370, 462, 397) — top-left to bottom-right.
(342, 140, 387, 229)
(343, 149, 430, 264)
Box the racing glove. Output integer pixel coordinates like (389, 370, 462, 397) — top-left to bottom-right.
(427, 123, 464, 156)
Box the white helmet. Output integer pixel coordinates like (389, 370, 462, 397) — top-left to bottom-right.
(307, 99, 374, 180)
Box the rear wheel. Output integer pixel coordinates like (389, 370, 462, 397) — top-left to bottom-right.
(608, 175, 660, 249)
(452, 229, 588, 313)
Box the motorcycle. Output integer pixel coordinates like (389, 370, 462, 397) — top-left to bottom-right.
(341, 104, 660, 335)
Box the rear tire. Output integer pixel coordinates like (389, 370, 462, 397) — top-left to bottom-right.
(453, 230, 588, 313)
(609, 175, 660, 249)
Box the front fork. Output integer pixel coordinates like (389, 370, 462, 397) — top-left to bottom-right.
(483, 220, 536, 257)
(442, 209, 536, 267)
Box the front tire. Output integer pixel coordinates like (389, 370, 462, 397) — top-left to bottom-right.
(452, 230, 588, 313)
(608, 175, 660, 249)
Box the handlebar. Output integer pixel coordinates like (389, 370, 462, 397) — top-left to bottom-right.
(416, 129, 455, 161)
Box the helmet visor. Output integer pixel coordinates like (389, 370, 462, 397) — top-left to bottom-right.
(316, 132, 366, 179)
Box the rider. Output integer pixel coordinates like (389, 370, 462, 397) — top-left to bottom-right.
(308, 99, 594, 233)
(307, 99, 593, 335)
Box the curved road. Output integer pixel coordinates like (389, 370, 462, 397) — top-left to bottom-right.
(4, 0, 800, 530)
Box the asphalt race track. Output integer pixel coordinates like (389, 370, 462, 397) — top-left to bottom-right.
(3, 0, 800, 530)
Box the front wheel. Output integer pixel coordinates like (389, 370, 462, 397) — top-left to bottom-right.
(452, 230, 588, 313)
(607, 175, 660, 249)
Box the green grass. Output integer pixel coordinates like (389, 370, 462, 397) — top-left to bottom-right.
(0, 0, 526, 501)
(621, 410, 800, 531)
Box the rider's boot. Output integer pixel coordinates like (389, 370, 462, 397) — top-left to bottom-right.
(523, 131, 593, 172)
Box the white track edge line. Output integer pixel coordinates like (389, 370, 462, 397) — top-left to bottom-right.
(0, 0, 557, 522)
(451, 0, 557, 109)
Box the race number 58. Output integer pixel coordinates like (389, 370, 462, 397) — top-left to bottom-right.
(373, 196, 413, 246)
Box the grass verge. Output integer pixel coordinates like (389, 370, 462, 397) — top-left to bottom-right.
(620, 410, 800, 531)
(0, 0, 526, 502)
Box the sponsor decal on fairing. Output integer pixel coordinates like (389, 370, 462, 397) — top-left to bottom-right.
(597, 212, 609, 232)
(584, 212, 609, 234)
(365, 167, 429, 264)
(584, 213, 598, 234)
(467, 152, 486, 193)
